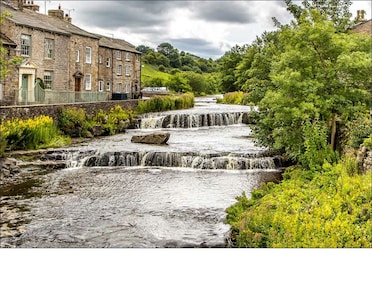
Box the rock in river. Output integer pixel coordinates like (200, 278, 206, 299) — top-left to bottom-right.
(131, 132, 170, 145)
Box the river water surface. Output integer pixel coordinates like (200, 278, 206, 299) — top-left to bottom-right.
(1, 96, 281, 248)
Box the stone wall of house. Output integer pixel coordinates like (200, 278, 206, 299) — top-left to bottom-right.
(98, 47, 113, 93)
(0, 100, 138, 122)
(69, 35, 100, 92)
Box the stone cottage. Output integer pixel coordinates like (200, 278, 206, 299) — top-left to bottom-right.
(0, 0, 141, 105)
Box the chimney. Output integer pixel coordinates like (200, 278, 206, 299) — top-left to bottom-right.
(64, 14, 72, 23)
(360, 10, 365, 20)
(22, 0, 40, 12)
(48, 5, 64, 20)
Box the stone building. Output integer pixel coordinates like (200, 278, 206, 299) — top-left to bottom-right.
(0, 0, 141, 104)
(351, 19, 372, 35)
(98, 36, 142, 100)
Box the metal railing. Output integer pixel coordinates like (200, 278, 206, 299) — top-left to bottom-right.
(15, 83, 108, 105)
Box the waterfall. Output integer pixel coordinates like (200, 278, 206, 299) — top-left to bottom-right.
(139, 112, 250, 129)
(79, 151, 282, 170)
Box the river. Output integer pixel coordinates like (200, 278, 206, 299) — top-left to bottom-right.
(0, 96, 282, 248)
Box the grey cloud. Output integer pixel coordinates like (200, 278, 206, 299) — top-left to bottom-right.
(169, 38, 226, 58)
(191, 1, 258, 24)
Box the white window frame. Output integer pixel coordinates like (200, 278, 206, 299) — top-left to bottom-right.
(44, 38, 54, 59)
(85, 74, 92, 90)
(117, 51, 122, 60)
(106, 57, 111, 68)
(125, 65, 130, 76)
(98, 55, 102, 64)
(125, 52, 130, 61)
(98, 80, 104, 92)
(106, 81, 111, 91)
(21, 34, 31, 56)
(75, 50, 80, 62)
(116, 83, 122, 93)
(44, 71, 54, 89)
(117, 64, 122, 75)
(85, 47, 92, 64)
(125, 83, 131, 94)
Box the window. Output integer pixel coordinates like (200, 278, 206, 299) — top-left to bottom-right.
(125, 52, 130, 61)
(117, 51, 122, 60)
(98, 55, 102, 64)
(117, 64, 122, 75)
(44, 71, 54, 89)
(125, 83, 131, 94)
(136, 54, 140, 62)
(98, 80, 104, 92)
(106, 81, 111, 91)
(116, 83, 122, 93)
(125, 65, 130, 76)
(75, 50, 80, 62)
(44, 38, 54, 59)
(21, 34, 31, 56)
(85, 74, 91, 90)
(85, 47, 91, 64)
(106, 57, 111, 67)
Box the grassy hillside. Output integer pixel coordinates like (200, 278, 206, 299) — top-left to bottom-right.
(141, 64, 171, 88)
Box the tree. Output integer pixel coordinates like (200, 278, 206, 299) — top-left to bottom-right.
(283, 0, 352, 32)
(136, 45, 153, 54)
(254, 9, 371, 161)
(166, 73, 191, 93)
(157, 42, 174, 57)
(218, 44, 247, 92)
(235, 31, 282, 104)
(168, 49, 181, 68)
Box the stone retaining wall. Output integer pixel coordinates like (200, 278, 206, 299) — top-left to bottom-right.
(0, 100, 138, 122)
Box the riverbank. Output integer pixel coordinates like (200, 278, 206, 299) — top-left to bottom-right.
(225, 151, 372, 248)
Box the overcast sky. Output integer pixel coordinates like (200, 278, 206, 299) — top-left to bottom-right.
(34, 0, 371, 59)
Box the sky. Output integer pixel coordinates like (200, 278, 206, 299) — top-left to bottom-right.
(34, 0, 372, 59)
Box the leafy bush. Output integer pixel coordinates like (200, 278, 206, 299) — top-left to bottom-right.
(218, 91, 244, 104)
(0, 115, 69, 151)
(135, 93, 194, 114)
(58, 107, 89, 137)
(363, 135, 372, 151)
(299, 121, 339, 171)
(93, 105, 133, 135)
(347, 114, 372, 149)
(226, 157, 372, 248)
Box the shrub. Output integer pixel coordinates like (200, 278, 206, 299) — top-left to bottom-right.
(218, 91, 244, 104)
(135, 93, 194, 114)
(58, 107, 89, 137)
(226, 159, 372, 248)
(363, 135, 372, 151)
(0, 115, 68, 151)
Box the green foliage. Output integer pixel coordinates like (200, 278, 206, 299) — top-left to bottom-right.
(218, 91, 244, 104)
(0, 116, 70, 151)
(166, 73, 192, 93)
(252, 9, 371, 162)
(218, 45, 248, 93)
(363, 135, 372, 151)
(299, 121, 339, 171)
(226, 158, 372, 248)
(58, 108, 89, 137)
(93, 105, 133, 136)
(135, 93, 194, 114)
(347, 114, 372, 149)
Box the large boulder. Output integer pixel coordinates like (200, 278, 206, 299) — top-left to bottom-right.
(131, 132, 170, 145)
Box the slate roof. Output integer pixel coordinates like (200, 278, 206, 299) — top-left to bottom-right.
(0, 32, 17, 47)
(4, 3, 99, 39)
(98, 35, 141, 54)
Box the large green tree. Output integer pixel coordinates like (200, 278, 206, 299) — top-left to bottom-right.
(254, 9, 371, 161)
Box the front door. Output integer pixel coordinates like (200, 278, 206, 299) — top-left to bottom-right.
(21, 74, 28, 102)
(75, 77, 81, 100)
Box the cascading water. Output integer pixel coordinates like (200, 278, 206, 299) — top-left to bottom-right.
(1, 96, 282, 248)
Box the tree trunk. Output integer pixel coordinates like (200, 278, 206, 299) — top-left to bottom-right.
(330, 113, 337, 151)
